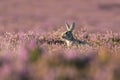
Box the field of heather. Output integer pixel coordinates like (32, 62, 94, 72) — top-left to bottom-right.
(0, 0, 120, 80)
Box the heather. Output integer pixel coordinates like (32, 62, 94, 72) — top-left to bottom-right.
(0, 28, 120, 80)
(0, 0, 120, 80)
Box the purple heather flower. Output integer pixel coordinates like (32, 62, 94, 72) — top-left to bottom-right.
(64, 49, 79, 60)
(28, 40, 37, 50)
(0, 58, 12, 80)
(17, 44, 28, 62)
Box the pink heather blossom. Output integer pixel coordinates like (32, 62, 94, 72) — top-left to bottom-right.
(17, 44, 28, 62)
(0, 61, 12, 80)
(91, 34, 98, 41)
(64, 49, 79, 60)
(27, 40, 37, 50)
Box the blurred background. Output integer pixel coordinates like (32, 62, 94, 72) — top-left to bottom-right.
(0, 0, 120, 32)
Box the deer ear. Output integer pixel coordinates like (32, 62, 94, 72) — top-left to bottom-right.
(66, 22, 70, 31)
(70, 22, 75, 31)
